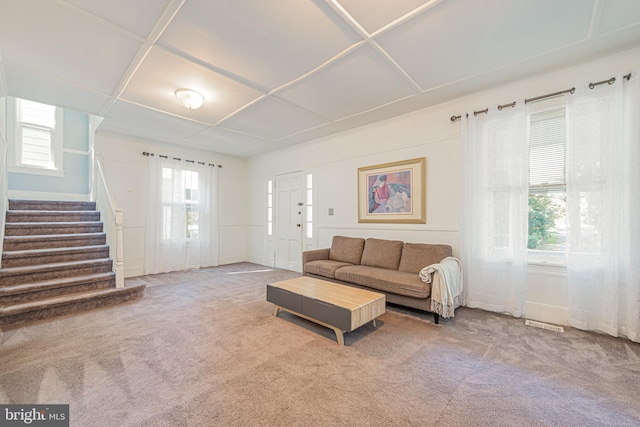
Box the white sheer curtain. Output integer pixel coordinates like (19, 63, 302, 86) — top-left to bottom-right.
(145, 156, 219, 275)
(460, 102, 529, 317)
(565, 73, 640, 342)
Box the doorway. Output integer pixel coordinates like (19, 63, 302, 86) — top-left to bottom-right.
(274, 171, 303, 271)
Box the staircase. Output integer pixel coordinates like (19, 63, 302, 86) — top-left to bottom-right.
(0, 199, 145, 328)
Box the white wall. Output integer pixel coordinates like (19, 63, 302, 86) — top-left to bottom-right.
(95, 132, 248, 277)
(246, 46, 640, 326)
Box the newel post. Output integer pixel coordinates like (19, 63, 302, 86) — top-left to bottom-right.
(115, 208, 125, 288)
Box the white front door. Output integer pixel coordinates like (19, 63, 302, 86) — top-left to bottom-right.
(274, 172, 303, 271)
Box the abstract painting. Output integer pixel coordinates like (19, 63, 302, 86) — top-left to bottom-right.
(358, 157, 426, 223)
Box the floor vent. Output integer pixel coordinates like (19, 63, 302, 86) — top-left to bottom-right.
(525, 319, 564, 333)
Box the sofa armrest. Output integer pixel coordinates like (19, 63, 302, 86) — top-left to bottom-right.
(303, 248, 330, 265)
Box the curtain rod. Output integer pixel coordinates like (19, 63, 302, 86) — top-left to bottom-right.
(142, 151, 222, 168)
(450, 73, 632, 122)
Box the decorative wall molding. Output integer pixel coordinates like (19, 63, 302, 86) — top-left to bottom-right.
(63, 148, 91, 156)
(317, 224, 459, 232)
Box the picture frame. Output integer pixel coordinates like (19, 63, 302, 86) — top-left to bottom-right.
(357, 157, 426, 224)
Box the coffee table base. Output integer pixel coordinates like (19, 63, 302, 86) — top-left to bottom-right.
(273, 305, 377, 346)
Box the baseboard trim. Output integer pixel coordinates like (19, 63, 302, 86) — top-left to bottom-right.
(8, 190, 90, 201)
(247, 256, 274, 268)
(219, 256, 246, 265)
(124, 267, 144, 278)
(525, 301, 569, 327)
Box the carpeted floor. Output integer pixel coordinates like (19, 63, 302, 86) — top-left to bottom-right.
(1, 262, 639, 426)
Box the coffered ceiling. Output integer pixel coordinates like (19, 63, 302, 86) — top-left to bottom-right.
(1, 0, 640, 157)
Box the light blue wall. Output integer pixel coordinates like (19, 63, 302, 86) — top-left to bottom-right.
(63, 110, 89, 151)
(8, 108, 90, 195)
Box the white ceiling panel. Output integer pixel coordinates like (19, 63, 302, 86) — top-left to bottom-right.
(3, 63, 110, 114)
(99, 101, 208, 142)
(62, 0, 172, 38)
(158, 0, 362, 90)
(337, 0, 430, 34)
(277, 44, 417, 121)
(183, 127, 276, 157)
(376, 0, 595, 90)
(3, 0, 640, 158)
(597, 0, 640, 35)
(220, 97, 329, 141)
(121, 47, 263, 125)
(0, 0, 142, 94)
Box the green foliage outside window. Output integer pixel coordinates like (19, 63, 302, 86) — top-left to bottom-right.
(528, 195, 562, 249)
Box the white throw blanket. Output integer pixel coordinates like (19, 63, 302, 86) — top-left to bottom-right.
(418, 257, 464, 318)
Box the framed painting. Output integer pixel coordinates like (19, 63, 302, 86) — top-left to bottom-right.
(357, 157, 426, 224)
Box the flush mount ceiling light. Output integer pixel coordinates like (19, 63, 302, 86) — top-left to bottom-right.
(175, 88, 204, 110)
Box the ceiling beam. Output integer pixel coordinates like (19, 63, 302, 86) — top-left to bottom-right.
(97, 0, 187, 120)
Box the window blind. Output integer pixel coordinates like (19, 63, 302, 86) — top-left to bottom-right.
(18, 99, 57, 168)
(529, 107, 565, 190)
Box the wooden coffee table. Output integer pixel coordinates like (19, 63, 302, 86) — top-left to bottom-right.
(267, 276, 386, 345)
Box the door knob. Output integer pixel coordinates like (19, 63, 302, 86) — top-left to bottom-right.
(297, 224, 301, 227)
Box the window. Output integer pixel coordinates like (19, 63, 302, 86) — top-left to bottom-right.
(305, 173, 313, 239)
(8, 97, 64, 175)
(528, 99, 567, 264)
(145, 160, 218, 275)
(184, 170, 200, 239)
(162, 167, 200, 240)
(267, 180, 273, 236)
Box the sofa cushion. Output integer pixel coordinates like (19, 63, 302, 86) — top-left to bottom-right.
(360, 238, 403, 270)
(329, 236, 365, 265)
(305, 260, 353, 279)
(398, 243, 453, 274)
(335, 265, 431, 298)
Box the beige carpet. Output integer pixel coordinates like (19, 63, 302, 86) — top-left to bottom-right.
(1, 262, 639, 426)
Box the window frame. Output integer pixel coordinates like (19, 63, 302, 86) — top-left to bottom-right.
(6, 97, 64, 177)
(161, 167, 201, 242)
(184, 169, 200, 241)
(266, 179, 273, 236)
(527, 97, 567, 267)
(305, 173, 313, 239)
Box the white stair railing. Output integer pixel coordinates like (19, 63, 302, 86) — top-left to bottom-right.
(94, 156, 124, 288)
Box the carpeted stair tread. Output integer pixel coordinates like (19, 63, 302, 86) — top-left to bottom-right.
(1, 199, 145, 326)
(0, 286, 138, 314)
(0, 272, 115, 297)
(0, 258, 112, 276)
(2, 245, 110, 267)
(7, 210, 100, 215)
(3, 233, 107, 251)
(0, 258, 112, 286)
(6, 210, 101, 223)
(8, 199, 97, 211)
(3, 244, 109, 257)
(0, 272, 115, 305)
(0, 283, 146, 327)
(5, 221, 103, 227)
(5, 221, 104, 236)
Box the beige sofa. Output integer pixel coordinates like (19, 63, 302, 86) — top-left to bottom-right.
(303, 236, 454, 324)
